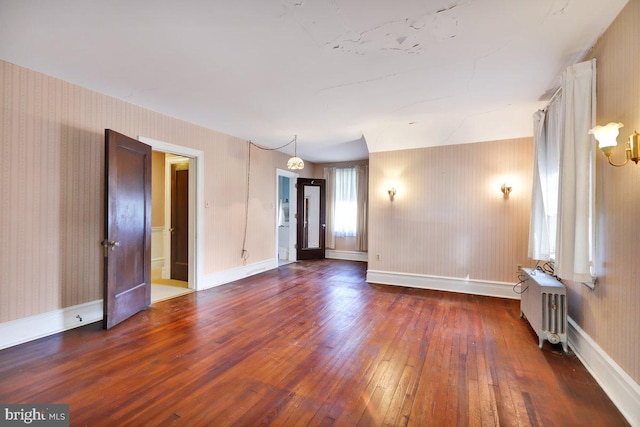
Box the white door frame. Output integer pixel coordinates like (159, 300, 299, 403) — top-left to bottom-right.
(139, 136, 204, 291)
(276, 169, 298, 262)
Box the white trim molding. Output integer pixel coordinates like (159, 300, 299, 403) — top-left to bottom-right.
(366, 269, 520, 300)
(0, 300, 103, 350)
(326, 250, 368, 262)
(568, 317, 640, 427)
(151, 258, 165, 270)
(151, 226, 165, 271)
(201, 258, 279, 291)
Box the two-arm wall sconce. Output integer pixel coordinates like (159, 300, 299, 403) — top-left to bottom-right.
(589, 122, 640, 167)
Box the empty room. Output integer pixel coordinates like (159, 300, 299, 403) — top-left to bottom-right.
(0, 0, 638, 426)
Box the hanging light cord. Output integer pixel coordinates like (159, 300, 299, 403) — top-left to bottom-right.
(241, 136, 297, 264)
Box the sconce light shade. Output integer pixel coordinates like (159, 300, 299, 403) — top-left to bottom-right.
(589, 122, 640, 167)
(589, 122, 623, 153)
(501, 183, 512, 197)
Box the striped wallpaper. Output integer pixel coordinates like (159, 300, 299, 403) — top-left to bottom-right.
(569, 0, 640, 383)
(368, 137, 534, 284)
(0, 60, 312, 323)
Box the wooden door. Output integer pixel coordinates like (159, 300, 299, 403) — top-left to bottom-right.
(170, 164, 189, 281)
(296, 178, 326, 260)
(103, 129, 152, 329)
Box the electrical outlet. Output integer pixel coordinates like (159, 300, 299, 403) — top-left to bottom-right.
(376, 254, 380, 261)
(516, 264, 523, 272)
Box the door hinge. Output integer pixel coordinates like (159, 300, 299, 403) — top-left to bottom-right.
(294, 244, 298, 249)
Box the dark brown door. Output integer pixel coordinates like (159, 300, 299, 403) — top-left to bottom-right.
(296, 178, 326, 260)
(170, 164, 189, 281)
(103, 129, 152, 329)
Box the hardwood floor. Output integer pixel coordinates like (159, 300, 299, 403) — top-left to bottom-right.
(0, 260, 628, 426)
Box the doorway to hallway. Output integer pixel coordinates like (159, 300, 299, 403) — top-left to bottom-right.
(142, 135, 204, 303)
(276, 169, 298, 266)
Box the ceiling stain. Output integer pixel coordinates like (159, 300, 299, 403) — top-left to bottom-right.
(436, 4, 459, 14)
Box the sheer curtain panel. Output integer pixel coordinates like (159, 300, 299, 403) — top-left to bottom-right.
(529, 95, 562, 261)
(324, 167, 336, 249)
(556, 59, 596, 284)
(355, 165, 368, 251)
(334, 167, 357, 237)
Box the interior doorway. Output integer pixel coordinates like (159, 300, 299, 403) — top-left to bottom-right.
(296, 178, 326, 260)
(148, 152, 193, 302)
(276, 169, 298, 265)
(141, 136, 204, 303)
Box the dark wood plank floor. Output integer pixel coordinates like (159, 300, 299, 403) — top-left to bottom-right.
(0, 260, 628, 426)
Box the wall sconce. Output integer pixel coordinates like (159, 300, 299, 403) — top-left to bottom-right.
(388, 187, 396, 200)
(501, 183, 512, 197)
(589, 122, 640, 167)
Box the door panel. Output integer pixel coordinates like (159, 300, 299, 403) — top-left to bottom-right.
(103, 129, 152, 329)
(296, 178, 326, 260)
(170, 165, 189, 281)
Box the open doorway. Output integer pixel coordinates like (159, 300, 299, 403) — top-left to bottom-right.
(141, 136, 204, 302)
(149, 151, 194, 302)
(276, 169, 298, 266)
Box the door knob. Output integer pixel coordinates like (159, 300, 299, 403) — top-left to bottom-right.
(101, 240, 121, 251)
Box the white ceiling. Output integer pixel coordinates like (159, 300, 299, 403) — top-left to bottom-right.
(0, 0, 628, 163)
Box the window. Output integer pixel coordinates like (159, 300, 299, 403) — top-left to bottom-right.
(334, 167, 357, 237)
(324, 165, 368, 251)
(529, 59, 596, 286)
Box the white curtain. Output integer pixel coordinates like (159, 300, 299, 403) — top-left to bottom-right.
(324, 167, 336, 249)
(355, 165, 368, 251)
(324, 165, 368, 251)
(334, 167, 358, 237)
(529, 96, 562, 261)
(555, 59, 596, 284)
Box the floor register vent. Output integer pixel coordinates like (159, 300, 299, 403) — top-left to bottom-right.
(520, 268, 568, 352)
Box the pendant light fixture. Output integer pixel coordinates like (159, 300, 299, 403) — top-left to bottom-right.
(287, 135, 304, 170)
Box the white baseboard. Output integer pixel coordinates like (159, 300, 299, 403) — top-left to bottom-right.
(152, 257, 164, 269)
(0, 300, 103, 350)
(568, 317, 639, 427)
(326, 250, 368, 262)
(201, 258, 279, 290)
(0, 259, 279, 350)
(366, 269, 520, 300)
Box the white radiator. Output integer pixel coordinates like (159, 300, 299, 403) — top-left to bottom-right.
(520, 268, 568, 352)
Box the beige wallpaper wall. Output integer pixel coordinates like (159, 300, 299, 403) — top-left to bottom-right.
(570, 0, 640, 383)
(368, 137, 533, 285)
(0, 60, 313, 323)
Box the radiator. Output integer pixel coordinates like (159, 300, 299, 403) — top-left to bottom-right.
(520, 268, 568, 352)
